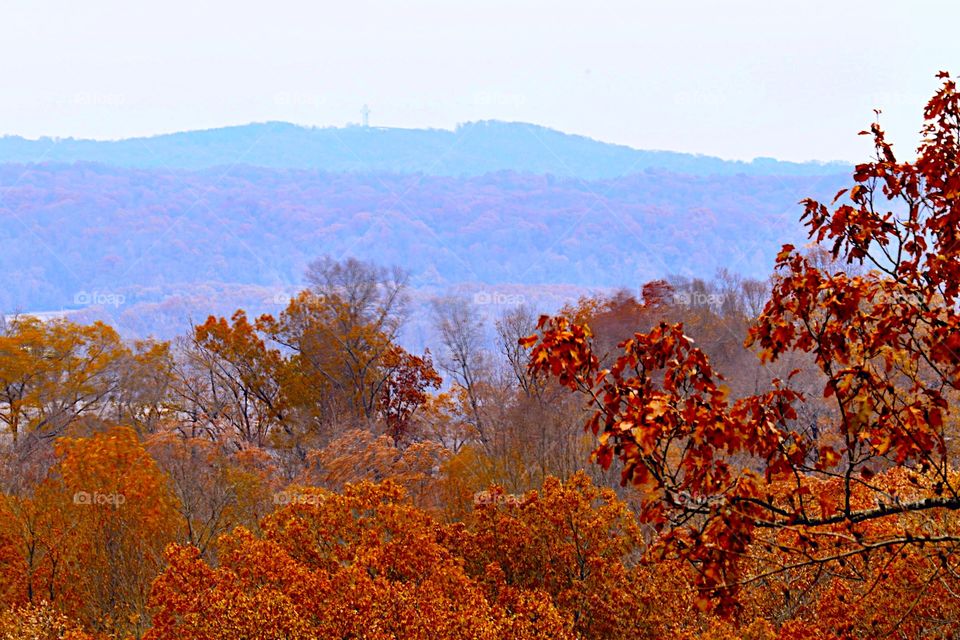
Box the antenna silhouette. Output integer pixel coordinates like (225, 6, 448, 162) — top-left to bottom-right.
(361, 104, 370, 128)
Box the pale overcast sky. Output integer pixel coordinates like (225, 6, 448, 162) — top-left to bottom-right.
(0, 0, 955, 162)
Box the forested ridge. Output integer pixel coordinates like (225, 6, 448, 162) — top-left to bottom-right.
(0, 162, 845, 339)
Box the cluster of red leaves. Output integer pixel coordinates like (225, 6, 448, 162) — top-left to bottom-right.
(522, 72, 960, 615)
(523, 316, 802, 610)
(378, 346, 443, 446)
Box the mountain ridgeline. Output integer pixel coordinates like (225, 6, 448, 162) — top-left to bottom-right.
(0, 121, 848, 177)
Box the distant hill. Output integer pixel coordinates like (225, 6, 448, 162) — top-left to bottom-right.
(0, 121, 849, 178)
(0, 162, 849, 339)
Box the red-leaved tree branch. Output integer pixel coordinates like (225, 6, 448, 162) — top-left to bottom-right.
(523, 71, 960, 613)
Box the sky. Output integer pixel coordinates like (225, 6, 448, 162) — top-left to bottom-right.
(0, 0, 955, 162)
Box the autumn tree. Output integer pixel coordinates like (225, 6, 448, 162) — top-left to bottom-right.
(171, 311, 288, 449)
(307, 429, 449, 505)
(493, 305, 598, 488)
(432, 297, 490, 441)
(0, 317, 131, 444)
(523, 72, 960, 618)
(425, 300, 607, 503)
(1, 427, 181, 638)
(145, 430, 274, 559)
(446, 472, 696, 639)
(263, 256, 410, 426)
(108, 339, 175, 435)
(377, 346, 442, 446)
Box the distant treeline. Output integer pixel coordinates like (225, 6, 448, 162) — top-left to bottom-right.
(0, 162, 846, 327)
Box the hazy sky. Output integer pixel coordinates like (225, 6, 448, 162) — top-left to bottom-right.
(0, 0, 955, 162)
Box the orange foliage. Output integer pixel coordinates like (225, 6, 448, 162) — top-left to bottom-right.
(146, 481, 575, 639)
